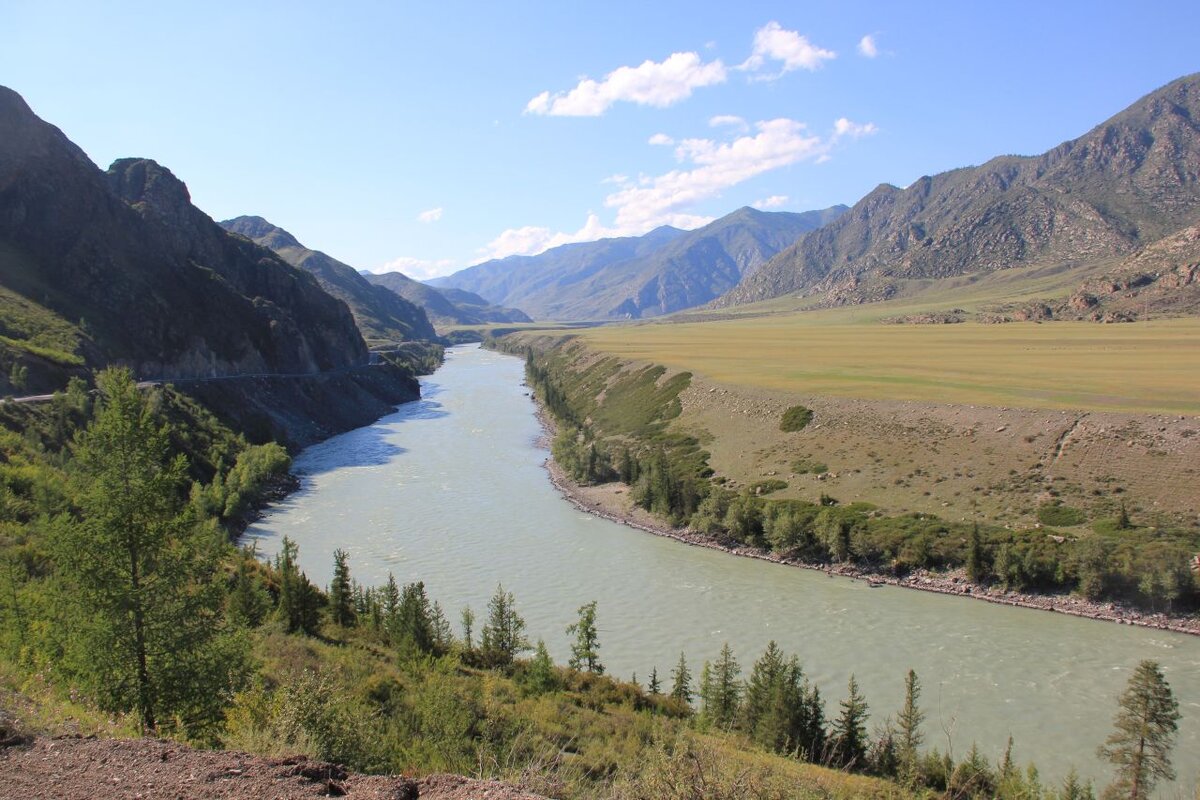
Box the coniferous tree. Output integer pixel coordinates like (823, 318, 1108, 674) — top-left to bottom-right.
(460, 606, 475, 651)
(699, 642, 741, 730)
(648, 666, 661, 695)
(567, 600, 603, 673)
(229, 548, 269, 628)
(1099, 660, 1180, 800)
(527, 639, 557, 694)
(965, 523, 990, 584)
(329, 549, 355, 628)
(395, 581, 436, 656)
(670, 651, 692, 705)
(831, 674, 870, 769)
(480, 583, 528, 667)
(897, 669, 925, 773)
(55, 368, 249, 735)
(276, 537, 320, 635)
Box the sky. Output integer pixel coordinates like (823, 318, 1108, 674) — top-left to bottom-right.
(4, 2, 1198, 279)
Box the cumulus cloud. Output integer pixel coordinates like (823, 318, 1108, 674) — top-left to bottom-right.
(833, 117, 878, 138)
(709, 114, 749, 132)
(373, 256, 457, 281)
(740, 22, 835, 79)
(525, 51, 727, 116)
(478, 116, 872, 261)
(753, 195, 789, 209)
(858, 34, 879, 58)
(417, 207, 443, 224)
(648, 133, 675, 146)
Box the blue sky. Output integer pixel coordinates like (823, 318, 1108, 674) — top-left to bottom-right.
(4, 1, 1198, 278)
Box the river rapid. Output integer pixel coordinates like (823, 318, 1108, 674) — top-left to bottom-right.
(246, 344, 1200, 791)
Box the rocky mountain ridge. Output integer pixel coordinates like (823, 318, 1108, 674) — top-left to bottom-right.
(436, 205, 847, 320)
(719, 73, 1200, 310)
(361, 269, 532, 326)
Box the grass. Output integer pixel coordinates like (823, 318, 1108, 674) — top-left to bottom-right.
(572, 315, 1200, 414)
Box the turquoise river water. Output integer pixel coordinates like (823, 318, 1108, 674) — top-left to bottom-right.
(246, 344, 1200, 792)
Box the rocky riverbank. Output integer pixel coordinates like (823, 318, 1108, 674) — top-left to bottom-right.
(537, 413, 1200, 637)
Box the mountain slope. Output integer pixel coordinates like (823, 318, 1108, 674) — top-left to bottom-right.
(362, 270, 532, 325)
(220, 215, 437, 345)
(437, 207, 845, 320)
(721, 73, 1200, 309)
(0, 86, 368, 391)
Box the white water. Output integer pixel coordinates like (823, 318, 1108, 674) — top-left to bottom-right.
(246, 344, 1200, 792)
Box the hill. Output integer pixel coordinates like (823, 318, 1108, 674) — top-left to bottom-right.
(220, 215, 438, 345)
(721, 74, 1200, 310)
(0, 86, 368, 393)
(435, 205, 846, 320)
(361, 269, 532, 326)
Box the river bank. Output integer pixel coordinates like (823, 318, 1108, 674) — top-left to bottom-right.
(535, 408, 1200, 637)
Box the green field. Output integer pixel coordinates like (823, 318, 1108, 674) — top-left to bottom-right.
(575, 315, 1200, 414)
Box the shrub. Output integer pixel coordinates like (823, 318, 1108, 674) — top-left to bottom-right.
(1036, 502, 1085, 527)
(779, 405, 813, 432)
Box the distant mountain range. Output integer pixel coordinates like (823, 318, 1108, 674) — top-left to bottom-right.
(219, 216, 438, 345)
(0, 86, 373, 393)
(719, 73, 1200, 311)
(433, 205, 847, 320)
(360, 271, 531, 326)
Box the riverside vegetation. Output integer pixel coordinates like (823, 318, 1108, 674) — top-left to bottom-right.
(511, 337, 1200, 619)
(0, 365, 1186, 799)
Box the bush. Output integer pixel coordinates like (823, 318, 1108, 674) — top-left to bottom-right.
(779, 406, 813, 432)
(748, 479, 787, 496)
(791, 459, 827, 475)
(1036, 502, 1085, 527)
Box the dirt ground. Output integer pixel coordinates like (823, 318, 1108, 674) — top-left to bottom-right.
(675, 375, 1200, 529)
(0, 735, 547, 800)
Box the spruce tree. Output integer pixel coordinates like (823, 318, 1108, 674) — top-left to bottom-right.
(460, 606, 475, 651)
(395, 581, 436, 656)
(648, 666, 661, 695)
(1099, 660, 1180, 800)
(566, 600, 603, 673)
(700, 642, 741, 730)
(831, 674, 870, 769)
(965, 523, 989, 583)
(329, 549, 355, 628)
(229, 548, 269, 628)
(480, 583, 528, 667)
(56, 368, 249, 735)
(527, 639, 557, 694)
(897, 669, 925, 771)
(670, 651, 692, 705)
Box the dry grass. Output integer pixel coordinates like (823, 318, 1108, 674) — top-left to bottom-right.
(574, 316, 1200, 415)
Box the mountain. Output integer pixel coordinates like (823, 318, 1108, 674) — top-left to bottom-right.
(361, 270, 532, 326)
(720, 74, 1200, 309)
(0, 85, 373, 394)
(435, 207, 846, 320)
(219, 216, 437, 345)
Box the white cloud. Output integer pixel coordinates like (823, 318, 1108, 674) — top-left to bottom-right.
(417, 207, 443, 224)
(525, 51, 727, 116)
(833, 117, 878, 139)
(740, 22, 835, 79)
(477, 116, 872, 261)
(709, 114, 749, 133)
(753, 195, 789, 209)
(858, 34, 879, 58)
(648, 133, 675, 146)
(373, 256, 457, 281)
(601, 173, 630, 185)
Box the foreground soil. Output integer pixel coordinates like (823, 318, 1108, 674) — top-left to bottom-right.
(0, 735, 547, 800)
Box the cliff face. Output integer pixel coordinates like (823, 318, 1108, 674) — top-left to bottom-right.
(0, 86, 367, 385)
(722, 74, 1200, 308)
(221, 215, 439, 345)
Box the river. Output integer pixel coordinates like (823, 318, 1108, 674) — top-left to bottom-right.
(245, 344, 1200, 791)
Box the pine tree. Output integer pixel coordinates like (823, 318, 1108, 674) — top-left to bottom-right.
(1060, 768, 1096, 800)
(329, 549, 355, 628)
(229, 548, 269, 628)
(55, 368, 249, 735)
(480, 583, 529, 667)
(395, 581, 436, 656)
(670, 651, 693, 705)
(566, 600, 603, 673)
(275, 537, 320, 635)
(1098, 660, 1180, 800)
(832, 674, 870, 769)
